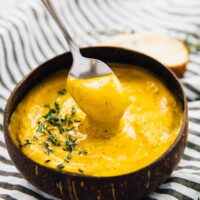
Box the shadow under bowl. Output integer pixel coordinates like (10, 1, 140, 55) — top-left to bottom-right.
(3, 47, 188, 200)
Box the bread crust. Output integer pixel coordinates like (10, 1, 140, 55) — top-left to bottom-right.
(98, 32, 189, 77)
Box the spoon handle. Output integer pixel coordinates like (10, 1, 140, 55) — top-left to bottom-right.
(41, 0, 81, 58)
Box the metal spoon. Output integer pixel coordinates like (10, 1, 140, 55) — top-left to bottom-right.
(41, 0, 113, 79)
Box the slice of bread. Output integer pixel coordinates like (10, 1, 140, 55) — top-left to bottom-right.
(98, 31, 189, 77)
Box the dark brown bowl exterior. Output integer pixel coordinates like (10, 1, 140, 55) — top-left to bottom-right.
(4, 47, 188, 200)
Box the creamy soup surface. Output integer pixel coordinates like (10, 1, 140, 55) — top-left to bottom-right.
(9, 65, 183, 176)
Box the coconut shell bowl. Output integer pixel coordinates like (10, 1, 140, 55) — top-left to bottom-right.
(4, 47, 188, 200)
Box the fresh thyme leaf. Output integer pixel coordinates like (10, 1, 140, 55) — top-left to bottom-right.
(64, 153, 72, 162)
(24, 139, 31, 145)
(65, 116, 73, 123)
(42, 142, 53, 154)
(64, 136, 77, 153)
(57, 88, 67, 95)
(32, 136, 38, 141)
(36, 122, 46, 133)
(74, 119, 81, 123)
(56, 123, 65, 134)
(78, 168, 84, 173)
(60, 116, 66, 121)
(54, 102, 60, 111)
(67, 153, 72, 160)
(47, 133, 60, 146)
(66, 127, 75, 132)
(45, 147, 53, 154)
(44, 109, 58, 124)
(57, 164, 65, 169)
(46, 109, 56, 115)
(78, 150, 88, 155)
(44, 104, 50, 108)
(71, 106, 77, 116)
(44, 109, 56, 118)
(45, 159, 51, 163)
(20, 139, 31, 148)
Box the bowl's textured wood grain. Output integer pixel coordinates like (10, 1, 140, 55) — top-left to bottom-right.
(4, 47, 188, 200)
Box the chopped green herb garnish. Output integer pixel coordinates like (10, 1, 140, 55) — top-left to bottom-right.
(78, 150, 88, 155)
(20, 139, 31, 148)
(36, 122, 46, 133)
(65, 116, 73, 123)
(47, 133, 60, 146)
(24, 139, 31, 145)
(45, 159, 51, 163)
(67, 153, 72, 160)
(32, 136, 38, 141)
(71, 106, 77, 116)
(42, 142, 53, 154)
(56, 123, 65, 134)
(66, 126, 75, 132)
(44, 108, 56, 116)
(54, 102, 60, 111)
(43, 109, 58, 124)
(78, 168, 84, 173)
(44, 109, 56, 118)
(57, 164, 65, 169)
(64, 136, 77, 153)
(36, 103, 81, 157)
(64, 153, 72, 162)
(44, 104, 50, 108)
(57, 88, 67, 95)
(74, 119, 81, 123)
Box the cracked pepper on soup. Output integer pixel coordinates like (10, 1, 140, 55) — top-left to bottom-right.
(9, 65, 183, 176)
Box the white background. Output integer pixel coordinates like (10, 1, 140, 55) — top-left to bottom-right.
(0, 0, 24, 12)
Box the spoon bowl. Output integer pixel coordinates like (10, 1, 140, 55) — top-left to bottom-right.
(69, 56, 113, 78)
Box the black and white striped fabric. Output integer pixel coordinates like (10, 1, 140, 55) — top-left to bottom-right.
(0, 0, 200, 199)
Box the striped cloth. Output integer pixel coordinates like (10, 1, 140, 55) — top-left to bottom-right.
(0, 0, 200, 199)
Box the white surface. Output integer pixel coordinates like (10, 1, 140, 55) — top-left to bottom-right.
(0, 0, 24, 12)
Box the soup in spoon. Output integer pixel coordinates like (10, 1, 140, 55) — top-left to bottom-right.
(67, 73, 129, 125)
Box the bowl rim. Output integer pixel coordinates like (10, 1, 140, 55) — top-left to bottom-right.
(3, 46, 188, 180)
